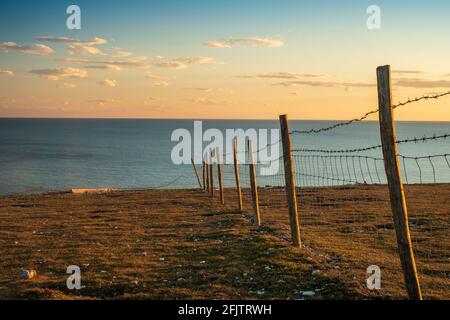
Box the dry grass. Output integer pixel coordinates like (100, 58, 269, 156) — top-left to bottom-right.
(240, 184, 449, 299)
(0, 185, 448, 300)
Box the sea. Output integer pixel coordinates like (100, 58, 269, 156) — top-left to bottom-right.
(0, 118, 449, 195)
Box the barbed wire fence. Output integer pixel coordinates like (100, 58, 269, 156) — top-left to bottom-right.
(188, 65, 449, 300)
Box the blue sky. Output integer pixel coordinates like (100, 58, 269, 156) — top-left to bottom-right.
(1, 1, 450, 119)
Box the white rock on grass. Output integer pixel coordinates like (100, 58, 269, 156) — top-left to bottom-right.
(302, 291, 316, 297)
(20, 269, 37, 280)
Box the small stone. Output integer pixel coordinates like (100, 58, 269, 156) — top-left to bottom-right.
(20, 269, 37, 280)
(265, 266, 271, 271)
(312, 270, 320, 276)
(200, 261, 206, 264)
(302, 291, 316, 297)
(159, 257, 165, 261)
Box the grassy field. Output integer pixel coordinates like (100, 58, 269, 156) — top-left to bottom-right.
(0, 185, 448, 300)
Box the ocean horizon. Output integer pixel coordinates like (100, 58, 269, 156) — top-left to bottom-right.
(1, 118, 449, 195)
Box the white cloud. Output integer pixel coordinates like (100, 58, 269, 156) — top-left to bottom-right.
(114, 49, 133, 57)
(395, 78, 450, 88)
(151, 61, 187, 69)
(239, 72, 327, 80)
(68, 45, 105, 56)
(0, 69, 14, 76)
(204, 40, 231, 48)
(151, 57, 217, 69)
(85, 64, 122, 71)
(392, 70, 425, 75)
(56, 57, 149, 68)
(275, 80, 375, 88)
(205, 37, 284, 48)
(146, 73, 174, 87)
(98, 79, 118, 87)
(29, 68, 88, 80)
(0, 42, 54, 56)
(37, 36, 108, 46)
(176, 57, 216, 65)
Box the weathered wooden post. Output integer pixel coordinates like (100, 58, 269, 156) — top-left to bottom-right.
(209, 149, 214, 197)
(202, 159, 206, 191)
(191, 158, 202, 189)
(279, 115, 302, 248)
(248, 139, 261, 226)
(377, 65, 422, 300)
(205, 153, 210, 193)
(233, 137, 243, 211)
(216, 147, 225, 204)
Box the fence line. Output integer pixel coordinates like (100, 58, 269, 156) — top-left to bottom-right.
(188, 65, 449, 300)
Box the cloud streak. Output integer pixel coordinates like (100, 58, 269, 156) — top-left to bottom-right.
(275, 80, 375, 88)
(204, 37, 284, 48)
(98, 79, 118, 87)
(392, 70, 425, 75)
(146, 73, 173, 87)
(0, 69, 14, 76)
(57, 83, 76, 89)
(151, 57, 217, 69)
(0, 42, 54, 55)
(29, 68, 88, 80)
(56, 57, 149, 68)
(37, 36, 108, 46)
(239, 72, 327, 80)
(395, 78, 450, 88)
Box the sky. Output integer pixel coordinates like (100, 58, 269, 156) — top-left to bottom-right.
(1, 0, 450, 120)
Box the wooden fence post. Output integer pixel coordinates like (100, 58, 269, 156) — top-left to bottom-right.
(205, 153, 210, 193)
(248, 140, 261, 226)
(216, 147, 225, 204)
(233, 137, 243, 211)
(202, 159, 206, 191)
(209, 149, 214, 197)
(377, 65, 422, 300)
(279, 115, 302, 248)
(191, 158, 202, 189)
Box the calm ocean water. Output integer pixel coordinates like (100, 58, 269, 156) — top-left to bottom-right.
(0, 118, 449, 195)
